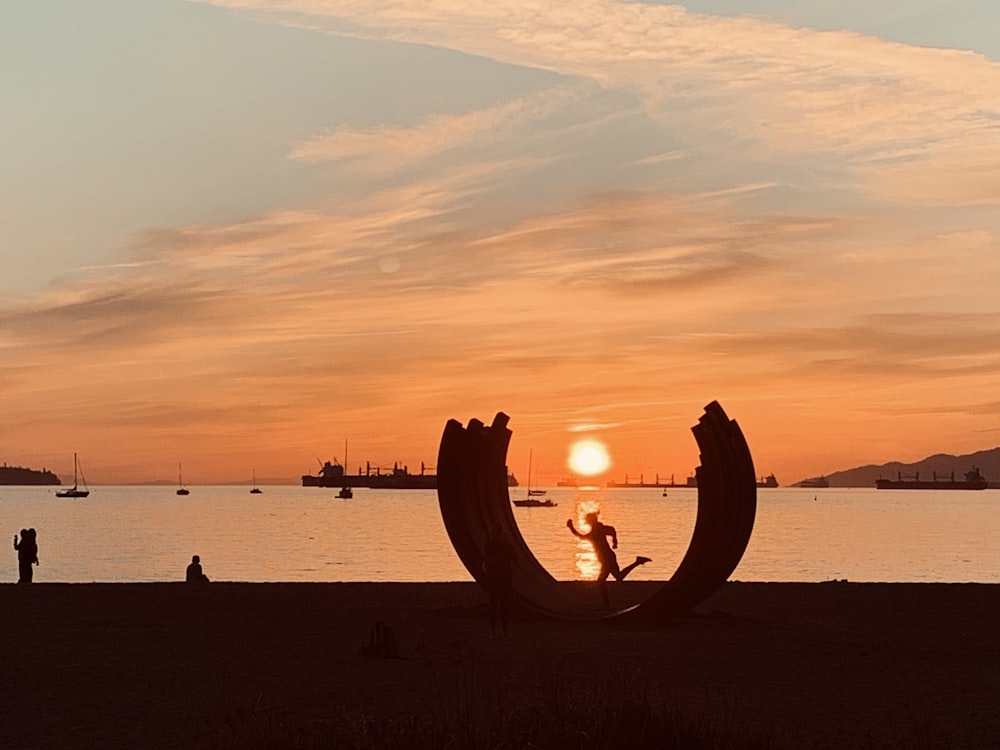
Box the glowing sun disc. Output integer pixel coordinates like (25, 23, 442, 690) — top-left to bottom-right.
(568, 439, 611, 476)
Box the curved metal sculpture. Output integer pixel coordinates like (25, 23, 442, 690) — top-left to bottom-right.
(436, 401, 757, 621)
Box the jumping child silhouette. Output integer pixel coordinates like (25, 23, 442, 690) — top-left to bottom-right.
(567, 512, 650, 608)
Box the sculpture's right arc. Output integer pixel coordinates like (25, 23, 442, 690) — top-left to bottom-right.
(436, 401, 757, 622)
(635, 401, 757, 618)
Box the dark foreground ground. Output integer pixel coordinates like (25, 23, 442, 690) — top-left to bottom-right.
(0, 581, 997, 749)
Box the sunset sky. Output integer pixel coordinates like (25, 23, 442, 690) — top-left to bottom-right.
(2, 1, 999, 485)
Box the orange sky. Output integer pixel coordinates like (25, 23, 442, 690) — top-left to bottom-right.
(2, 1, 999, 485)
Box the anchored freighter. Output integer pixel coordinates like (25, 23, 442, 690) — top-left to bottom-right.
(875, 467, 988, 490)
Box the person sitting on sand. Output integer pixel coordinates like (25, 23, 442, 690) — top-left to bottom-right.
(185, 555, 210, 583)
(567, 512, 650, 608)
(13, 528, 39, 584)
(483, 523, 514, 638)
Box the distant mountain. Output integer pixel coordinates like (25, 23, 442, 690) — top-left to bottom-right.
(797, 447, 1000, 488)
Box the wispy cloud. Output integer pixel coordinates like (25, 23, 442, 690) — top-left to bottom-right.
(203, 0, 1000, 207)
(289, 89, 577, 173)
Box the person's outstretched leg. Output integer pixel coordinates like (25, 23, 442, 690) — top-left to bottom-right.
(617, 555, 652, 580)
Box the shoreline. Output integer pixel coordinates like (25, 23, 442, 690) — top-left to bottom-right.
(1, 581, 997, 748)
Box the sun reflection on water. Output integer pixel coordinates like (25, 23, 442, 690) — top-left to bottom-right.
(573, 492, 602, 580)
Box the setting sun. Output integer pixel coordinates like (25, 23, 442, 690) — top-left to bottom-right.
(568, 439, 611, 476)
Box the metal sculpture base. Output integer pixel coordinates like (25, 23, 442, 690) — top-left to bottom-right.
(436, 401, 757, 622)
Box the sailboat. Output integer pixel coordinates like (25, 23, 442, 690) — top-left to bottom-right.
(176, 463, 190, 496)
(337, 440, 353, 499)
(512, 450, 556, 507)
(250, 469, 263, 494)
(56, 452, 90, 498)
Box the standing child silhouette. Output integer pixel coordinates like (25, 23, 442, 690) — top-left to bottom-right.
(13, 528, 39, 584)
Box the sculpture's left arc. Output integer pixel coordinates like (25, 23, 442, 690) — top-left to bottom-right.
(437, 413, 589, 618)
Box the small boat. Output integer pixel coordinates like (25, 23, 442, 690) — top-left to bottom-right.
(55, 452, 89, 498)
(176, 463, 190, 496)
(513, 496, 556, 507)
(250, 469, 263, 494)
(513, 450, 556, 508)
(337, 440, 353, 498)
(662, 488, 669, 497)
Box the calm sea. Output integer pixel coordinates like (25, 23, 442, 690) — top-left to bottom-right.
(0, 485, 997, 584)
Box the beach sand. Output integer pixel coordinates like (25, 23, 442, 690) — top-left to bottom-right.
(0, 581, 997, 749)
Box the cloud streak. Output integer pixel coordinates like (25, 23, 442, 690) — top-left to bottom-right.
(289, 88, 579, 174)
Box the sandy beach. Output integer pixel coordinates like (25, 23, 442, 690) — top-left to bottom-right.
(0, 581, 997, 749)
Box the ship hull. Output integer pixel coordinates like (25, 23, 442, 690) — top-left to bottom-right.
(301, 474, 437, 489)
(875, 480, 987, 490)
(512, 498, 557, 507)
(303, 469, 518, 489)
(606, 481, 690, 488)
(302, 474, 437, 490)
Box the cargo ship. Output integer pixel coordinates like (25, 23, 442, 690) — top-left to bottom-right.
(875, 467, 988, 490)
(302, 460, 519, 489)
(606, 473, 690, 488)
(0, 463, 60, 486)
(302, 460, 434, 489)
(757, 474, 779, 488)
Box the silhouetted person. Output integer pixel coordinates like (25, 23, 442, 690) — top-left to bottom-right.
(567, 512, 650, 608)
(13, 528, 39, 584)
(483, 523, 514, 637)
(185, 554, 210, 583)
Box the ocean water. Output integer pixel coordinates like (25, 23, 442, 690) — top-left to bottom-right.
(0, 485, 997, 584)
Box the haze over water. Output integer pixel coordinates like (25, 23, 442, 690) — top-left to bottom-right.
(1, 486, 997, 584)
